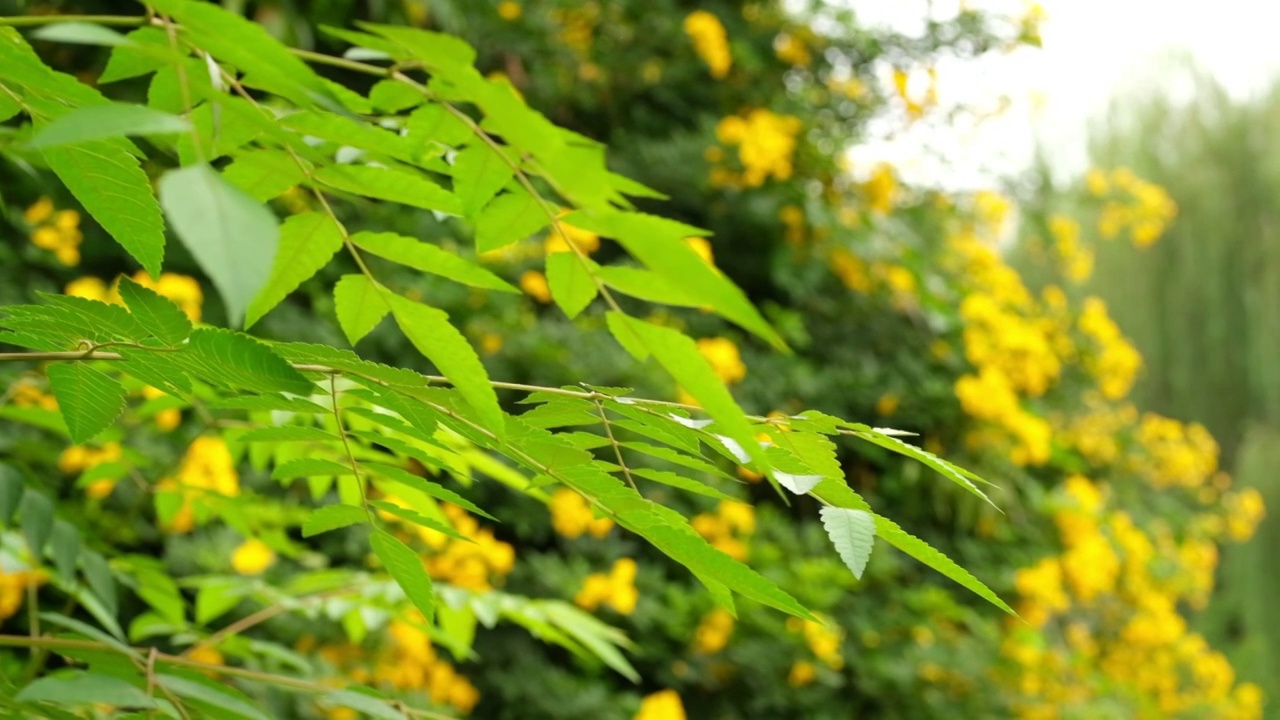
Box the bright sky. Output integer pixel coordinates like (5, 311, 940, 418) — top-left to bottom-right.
(847, 0, 1280, 189)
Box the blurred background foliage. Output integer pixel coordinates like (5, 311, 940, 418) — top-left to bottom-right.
(0, 0, 1273, 718)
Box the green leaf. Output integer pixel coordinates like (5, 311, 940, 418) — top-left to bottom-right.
(452, 143, 514, 217)
(44, 141, 165, 277)
(630, 468, 734, 501)
(406, 102, 472, 147)
(369, 501, 472, 543)
(207, 395, 327, 413)
(159, 164, 280, 327)
(474, 187, 549, 253)
(156, 674, 271, 720)
(182, 329, 314, 396)
(545, 252, 598, 319)
(597, 265, 701, 307)
(853, 430, 997, 508)
(302, 504, 368, 537)
(818, 506, 875, 580)
(352, 232, 518, 293)
(222, 149, 307, 202)
(195, 579, 247, 624)
(49, 520, 80, 581)
(147, 0, 332, 109)
(30, 22, 133, 47)
(604, 314, 764, 471)
(334, 274, 390, 345)
(28, 103, 190, 148)
(364, 463, 494, 519)
(280, 110, 412, 160)
(80, 550, 117, 617)
(369, 80, 423, 112)
(98, 27, 171, 83)
(570, 210, 785, 349)
(117, 348, 192, 398)
(46, 363, 126, 444)
(0, 465, 24, 527)
(273, 458, 355, 480)
(620, 441, 732, 481)
(20, 491, 53, 558)
(17, 671, 157, 709)
(245, 212, 346, 327)
(370, 530, 435, 622)
(387, 294, 504, 437)
(117, 276, 191, 346)
(239, 426, 339, 444)
(314, 164, 461, 215)
(321, 689, 406, 720)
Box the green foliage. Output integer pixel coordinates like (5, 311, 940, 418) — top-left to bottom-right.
(0, 3, 1026, 717)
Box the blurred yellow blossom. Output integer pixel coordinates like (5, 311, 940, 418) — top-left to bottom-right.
(231, 538, 276, 576)
(788, 660, 816, 687)
(774, 33, 810, 66)
(576, 558, 638, 615)
(549, 488, 614, 539)
(685, 236, 714, 265)
(634, 689, 685, 720)
(497, 1, 520, 21)
(26, 199, 83, 266)
(696, 337, 746, 384)
(520, 270, 552, 303)
(713, 109, 802, 187)
(862, 163, 898, 215)
(693, 608, 735, 654)
(683, 11, 731, 79)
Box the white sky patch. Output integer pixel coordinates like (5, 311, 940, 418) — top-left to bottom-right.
(845, 0, 1280, 189)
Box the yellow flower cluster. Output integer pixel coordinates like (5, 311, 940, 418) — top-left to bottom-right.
(1133, 413, 1219, 489)
(691, 500, 754, 561)
(160, 436, 240, 534)
(8, 379, 58, 411)
(829, 248, 872, 293)
(408, 502, 514, 592)
(575, 558, 638, 615)
(633, 689, 686, 720)
(683, 11, 731, 79)
(307, 610, 480, 714)
(1077, 297, 1142, 400)
(787, 613, 844, 670)
(519, 270, 552, 303)
(550, 4, 598, 57)
(0, 566, 45, 621)
(1004, 469, 1264, 719)
(861, 163, 898, 215)
(692, 608, 734, 654)
(65, 271, 204, 323)
(59, 442, 122, 499)
(1055, 394, 1137, 467)
(231, 538, 276, 576)
(25, 198, 82, 266)
(695, 337, 746, 385)
(497, 1, 520, 22)
(1048, 214, 1093, 283)
(548, 487, 613, 539)
(544, 221, 601, 255)
(774, 32, 810, 67)
(1089, 167, 1178, 248)
(142, 385, 182, 432)
(711, 109, 803, 188)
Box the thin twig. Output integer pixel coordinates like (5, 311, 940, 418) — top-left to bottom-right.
(594, 399, 638, 492)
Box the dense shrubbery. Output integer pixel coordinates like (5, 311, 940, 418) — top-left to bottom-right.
(0, 1, 1267, 719)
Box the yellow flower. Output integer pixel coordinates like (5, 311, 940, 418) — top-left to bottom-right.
(520, 270, 552, 303)
(545, 222, 601, 255)
(0, 568, 45, 621)
(23, 197, 54, 225)
(693, 608, 735, 654)
(187, 645, 224, 667)
(478, 332, 503, 356)
(549, 488, 614, 539)
(683, 11, 731, 79)
(575, 558, 638, 615)
(875, 393, 899, 417)
(64, 277, 111, 302)
(497, 1, 521, 21)
(714, 109, 803, 187)
(685, 237, 714, 265)
(231, 539, 276, 576)
(788, 660, 816, 687)
(862, 163, 898, 215)
(130, 272, 203, 323)
(1086, 168, 1110, 196)
(634, 689, 686, 720)
(774, 33, 811, 66)
(696, 337, 746, 384)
